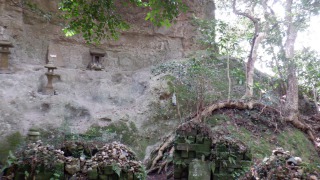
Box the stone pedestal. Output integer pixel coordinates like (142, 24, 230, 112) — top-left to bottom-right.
(0, 40, 13, 74)
(44, 72, 55, 95)
(188, 159, 211, 180)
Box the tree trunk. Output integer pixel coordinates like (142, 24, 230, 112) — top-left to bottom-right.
(227, 49, 231, 101)
(313, 86, 319, 114)
(243, 33, 266, 98)
(284, 63, 299, 118)
(284, 0, 299, 119)
(232, 0, 263, 99)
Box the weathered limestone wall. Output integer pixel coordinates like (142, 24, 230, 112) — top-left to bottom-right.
(0, 0, 215, 71)
(0, 0, 215, 154)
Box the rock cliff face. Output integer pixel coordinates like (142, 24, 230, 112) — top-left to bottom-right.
(0, 0, 215, 70)
(0, 0, 215, 143)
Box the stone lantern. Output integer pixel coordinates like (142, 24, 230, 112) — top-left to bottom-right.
(0, 40, 13, 74)
(43, 60, 58, 95)
(87, 48, 105, 71)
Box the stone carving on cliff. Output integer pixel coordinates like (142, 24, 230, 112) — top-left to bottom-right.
(87, 48, 105, 71)
(0, 40, 14, 74)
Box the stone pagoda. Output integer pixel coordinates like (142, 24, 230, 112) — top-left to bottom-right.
(43, 60, 58, 95)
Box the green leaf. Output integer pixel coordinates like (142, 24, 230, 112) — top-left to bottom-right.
(112, 163, 121, 177)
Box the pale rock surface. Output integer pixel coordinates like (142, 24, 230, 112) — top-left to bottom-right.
(0, 0, 214, 144)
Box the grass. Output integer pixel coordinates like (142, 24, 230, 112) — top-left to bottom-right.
(277, 128, 320, 164)
(0, 132, 24, 164)
(225, 123, 320, 167)
(206, 114, 230, 126)
(227, 126, 272, 160)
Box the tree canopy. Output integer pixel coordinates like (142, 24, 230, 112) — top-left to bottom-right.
(59, 0, 188, 42)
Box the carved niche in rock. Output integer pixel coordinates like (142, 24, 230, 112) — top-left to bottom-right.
(87, 48, 106, 71)
(0, 40, 14, 74)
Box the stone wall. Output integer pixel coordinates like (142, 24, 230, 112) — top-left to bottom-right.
(173, 121, 252, 179)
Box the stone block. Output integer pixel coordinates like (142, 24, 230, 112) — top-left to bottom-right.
(203, 138, 211, 145)
(175, 136, 185, 143)
(195, 143, 211, 153)
(123, 172, 134, 180)
(213, 173, 233, 180)
(98, 174, 108, 180)
(196, 135, 203, 144)
(65, 159, 80, 175)
(195, 151, 211, 160)
(88, 168, 98, 180)
(174, 151, 182, 161)
(174, 167, 182, 179)
(176, 143, 195, 151)
(188, 159, 210, 180)
(187, 136, 196, 143)
(181, 150, 189, 158)
(103, 165, 114, 175)
(196, 152, 204, 159)
(189, 151, 196, 159)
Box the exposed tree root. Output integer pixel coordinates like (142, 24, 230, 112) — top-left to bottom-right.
(149, 135, 175, 171)
(189, 100, 318, 151)
(189, 100, 257, 122)
(157, 147, 174, 174)
(147, 100, 320, 175)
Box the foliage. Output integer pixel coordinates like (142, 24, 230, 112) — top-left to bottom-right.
(277, 129, 320, 164)
(194, 16, 251, 99)
(0, 151, 18, 174)
(135, 166, 147, 180)
(152, 56, 228, 116)
(0, 132, 24, 165)
(295, 48, 320, 98)
(194, 17, 247, 58)
(59, 0, 188, 42)
(227, 126, 272, 160)
(232, 166, 250, 179)
(206, 114, 230, 126)
(112, 163, 121, 177)
(151, 50, 249, 123)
